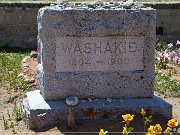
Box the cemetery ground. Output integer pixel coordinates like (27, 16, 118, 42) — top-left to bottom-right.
(0, 44, 180, 134)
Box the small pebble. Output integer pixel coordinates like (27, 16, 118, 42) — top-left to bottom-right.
(22, 58, 28, 63)
(29, 78, 35, 83)
(88, 4, 95, 9)
(22, 63, 29, 67)
(66, 96, 79, 106)
(24, 75, 28, 78)
(94, 0, 103, 6)
(17, 73, 24, 78)
(88, 98, 92, 102)
(120, 99, 123, 103)
(30, 83, 37, 87)
(107, 98, 112, 102)
(24, 78, 29, 82)
(81, 100, 86, 103)
(23, 70, 28, 73)
(37, 113, 46, 117)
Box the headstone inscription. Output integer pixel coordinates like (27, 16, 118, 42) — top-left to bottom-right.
(22, 2, 172, 129)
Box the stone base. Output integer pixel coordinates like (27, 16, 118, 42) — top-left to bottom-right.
(22, 90, 172, 130)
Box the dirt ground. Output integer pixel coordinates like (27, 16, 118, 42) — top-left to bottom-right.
(0, 57, 180, 135)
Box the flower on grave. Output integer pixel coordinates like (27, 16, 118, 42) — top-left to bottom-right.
(175, 57, 180, 64)
(168, 43, 173, 48)
(155, 56, 161, 61)
(164, 127, 171, 134)
(146, 124, 162, 135)
(154, 124, 162, 135)
(169, 51, 177, 59)
(164, 53, 169, 58)
(122, 114, 134, 124)
(122, 126, 128, 135)
(147, 125, 155, 134)
(99, 129, 108, 135)
(140, 108, 146, 116)
(34, 49, 39, 53)
(122, 123, 133, 135)
(146, 132, 155, 135)
(176, 40, 180, 48)
(167, 119, 179, 128)
(161, 49, 168, 55)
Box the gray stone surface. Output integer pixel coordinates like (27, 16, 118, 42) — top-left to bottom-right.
(37, 3, 156, 100)
(23, 90, 172, 130)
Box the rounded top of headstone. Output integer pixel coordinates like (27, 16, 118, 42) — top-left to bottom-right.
(66, 96, 79, 106)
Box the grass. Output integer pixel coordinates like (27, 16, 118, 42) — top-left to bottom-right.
(0, 48, 31, 93)
(154, 70, 180, 97)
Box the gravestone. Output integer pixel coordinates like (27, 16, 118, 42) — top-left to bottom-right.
(22, 2, 172, 129)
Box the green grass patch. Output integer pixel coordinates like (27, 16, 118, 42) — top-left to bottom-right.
(0, 49, 31, 93)
(154, 70, 180, 97)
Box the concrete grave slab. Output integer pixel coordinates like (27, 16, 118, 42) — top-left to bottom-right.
(23, 90, 172, 130)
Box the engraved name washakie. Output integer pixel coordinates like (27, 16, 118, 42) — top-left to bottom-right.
(56, 36, 144, 72)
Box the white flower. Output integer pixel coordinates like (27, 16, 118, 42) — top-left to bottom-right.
(164, 53, 169, 58)
(176, 40, 180, 45)
(168, 43, 173, 48)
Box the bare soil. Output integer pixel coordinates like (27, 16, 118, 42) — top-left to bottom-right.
(24, 57, 38, 80)
(0, 57, 180, 135)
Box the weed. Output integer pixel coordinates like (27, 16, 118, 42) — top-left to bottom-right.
(155, 70, 180, 97)
(7, 110, 11, 119)
(156, 42, 169, 52)
(10, 122, 16, 134)
(156, 56, 169, 69)
(0, 50, 31, 93)
(12, 103, 22, 122)
(6, 95, 19, 104)
(2, 114, 9, 130)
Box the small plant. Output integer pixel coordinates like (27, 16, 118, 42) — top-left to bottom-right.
(6, 95, 19, 104)
(2, 114, 9, 130)
(12, 103, 22, 122)
(156, 55, 169, 69)
(167, 119, 179, 128)
(122, 114, 134, 135)
(99, 129, 108, 135)
(7, 110, 11, 119)
(98, 116, 179, 135)
(10, 121, 16, 134)
(1, 110, 19, 134)
(164, 119, 179, 135)
(0, 50, 31, 93)
(155, 40, 180, 69)
(146, 124, 162, 135)
(155, 42, 168, 52)
(140, 108, 152, 132)
(155, 70, 180, 97)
